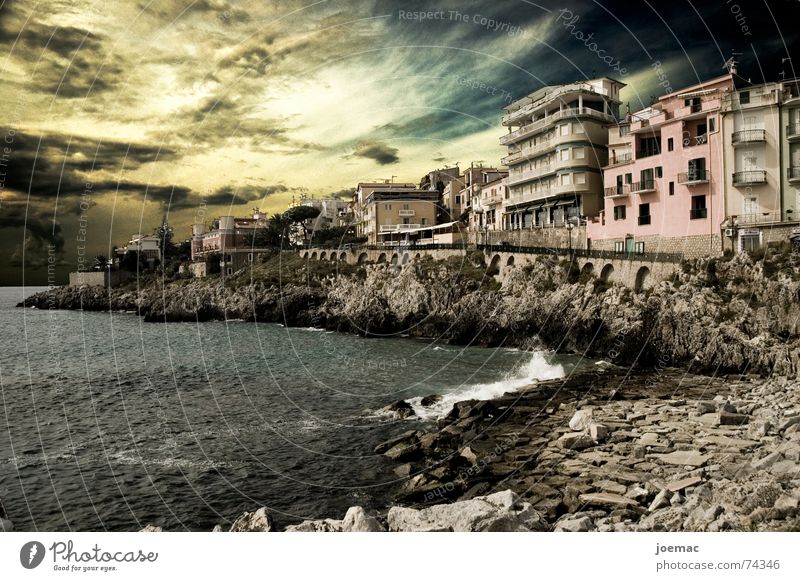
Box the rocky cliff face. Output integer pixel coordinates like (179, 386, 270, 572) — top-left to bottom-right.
(20, 249, 800, 375)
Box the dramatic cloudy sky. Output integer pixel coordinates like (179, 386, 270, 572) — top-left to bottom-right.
(2, 0, 799, 284)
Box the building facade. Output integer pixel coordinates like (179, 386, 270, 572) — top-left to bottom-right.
(500, 78, 624, 236)
(360, 189, 440, 245)
(588, 74, 733, 258)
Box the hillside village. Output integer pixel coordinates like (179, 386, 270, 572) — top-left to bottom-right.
(86, 64, 800, 286)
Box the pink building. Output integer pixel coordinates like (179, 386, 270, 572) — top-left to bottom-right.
(587, 74, 734, 258)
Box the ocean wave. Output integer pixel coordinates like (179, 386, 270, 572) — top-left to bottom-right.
(407, 350, 567, 420)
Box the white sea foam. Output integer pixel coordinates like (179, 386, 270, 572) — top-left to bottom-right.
(408, 350, 567, 420)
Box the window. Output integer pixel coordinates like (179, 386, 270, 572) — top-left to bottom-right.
(560, 174, 571, 185)
(560, 149, 570, 161)
(667, 138, 674, 152)
(573, 147, 585, 159)
(739, 91, 750, 105)
(560, 124, 569, 136)
(226, 268, 233, 275)
(635, 241, 645, 254)
(709, 117, 716, 132)
(655, 166, 663, 178)
(619, 125, 630, 137)
(455, 195, 460, 204)
(573, 123, 585, 134)
(690, 195, 707, 219)
(669, 181, 675, 196)
(613, 205, 626, 220)
(625, 173, 633, 184)
(402, 218, 410, 225)
(421, 218, 427, 225)
(403, 203, 409, 210)
(638, 203, 651, 225)
(614, 241, 625, 253)
(574, 172, 586, 184)
(248, 253, 253, 262)
(688, 157, 706, 180)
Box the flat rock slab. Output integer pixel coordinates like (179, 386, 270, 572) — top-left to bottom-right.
(579, 492, 640, 509)
(653, 450, 709, 467)
(699, 435, 760, 450)
(665, 476, 704, 492)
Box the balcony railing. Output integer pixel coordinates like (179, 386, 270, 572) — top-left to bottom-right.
(684, 134, 708, 147)
(733, 212, 781, 225)
(630, 179, 657, 194)
(690, 208, 708, 220)
(604, 185, 630, 197)
(732, 129, 766, 145)
(500, 107, 617, 145)
(732, 170, 767, 186)
(788, 123, 800, 139)
(398, 209, 415, 217)
(788, 166, 800, 181)
(607, 152, 632, 166)
(638, 215, 651, 226)
(677, 170, 710, 185)
(379, 224, 421, 232)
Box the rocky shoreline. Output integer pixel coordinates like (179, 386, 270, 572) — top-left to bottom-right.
(208, 367, 799, 532)
(16, 249, 800, 531)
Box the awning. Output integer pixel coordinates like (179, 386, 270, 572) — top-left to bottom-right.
(541, 201, 557, 208)
(556, 199, 576, 207)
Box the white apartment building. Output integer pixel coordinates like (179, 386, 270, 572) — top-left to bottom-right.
(500, 77, 624, 232)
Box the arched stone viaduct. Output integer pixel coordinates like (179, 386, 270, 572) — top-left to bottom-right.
(299, 247, 678, 292)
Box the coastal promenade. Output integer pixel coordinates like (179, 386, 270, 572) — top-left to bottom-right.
(299, 243, 683, 291)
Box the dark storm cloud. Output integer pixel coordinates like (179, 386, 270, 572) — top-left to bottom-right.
(202, 184, 290, 206)
(328, 188, 354, 199)
(0, 2, 125, 98)
(346, 141, 400, 165)
(1, 129, 184, 199)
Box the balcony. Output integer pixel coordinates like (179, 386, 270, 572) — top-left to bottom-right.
(398, 209, 416, 217)
(732, 129, 766, 146)
(630, 179, 657, 194)
(733, 212, 781, 225)
(684, 134, 708, 147)
(379, 224, 421, 232)
(732, 170, 767, 186)
(638, 215, 651, 226)
(690, 208, 708, 220)
(788, 123, 800, 141)
(677, 170, 710, 185)
(500, 107, 617, 145)
(604, 185, 630, 198)
(607, 152, 632, 167)
(788, 166, 800, 182)
(507, 164, 554, 186)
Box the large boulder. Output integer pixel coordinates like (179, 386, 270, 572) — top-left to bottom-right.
(569, 409, 594, 431)
(379, 400, 416, 420)
(341, 507, 385, 532)
(229, 507, 274, 532)
(284, 519, 342, 532)
(387, 490, 547, 532)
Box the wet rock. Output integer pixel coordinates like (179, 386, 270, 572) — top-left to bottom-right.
(139, 525, 162, 532)
(374, 430, 419, 454)
(384, 440, 422, 461)
(379, 400, 415, 420)
(387, 490, 547, 532)
(460, 446, 479, 465)
(420, 394, 443, 407)
(230, 507, 274, 532)
(285, 519, 342, 532)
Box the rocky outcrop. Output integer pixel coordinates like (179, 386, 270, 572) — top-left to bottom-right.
(284, 507, 385, 532)
(229, 507, 274, 532)
(22, 250, 800, 375)
(374, 368, 800, 532)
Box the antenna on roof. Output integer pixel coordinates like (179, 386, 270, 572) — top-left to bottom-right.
(391, 175, 397, 183)
(723, 51, 742, 75)
(780, 57, 793, 80)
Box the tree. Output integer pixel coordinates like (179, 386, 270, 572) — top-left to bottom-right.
(92, 255, 108, 271)
(284, 205, 321, 244)
(154, 215, 175, 257)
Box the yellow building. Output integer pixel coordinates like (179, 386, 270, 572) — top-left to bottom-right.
(361, 189, 440, 245)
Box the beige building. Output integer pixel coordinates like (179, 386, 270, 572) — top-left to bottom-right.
(473, 175, 509, 234)
(360, 189, 440, 245)
(721, 82, 784, 252)
(352, 181, 417, 239)
(500, 77, 624, 234)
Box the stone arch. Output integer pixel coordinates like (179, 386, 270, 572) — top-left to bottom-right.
(339, 252, 346, 261)
(319, 251, 327, 260)
(600, 264, 614, 283)
(311, 251, 318, 260)
(391, 253, 399, 266)
(414, 253, 421, 261)
(506, 255, 515, 267)
(488, 254, 502, 276)
(635, 266, 651, 292)
(401, 253, 410, 265)
(330, 253, 337, 261)
(357, 252, 368, 264)
(302, 251, 309, 259)
(581, 262, 594, 277)
(377, 253, 387, 263)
